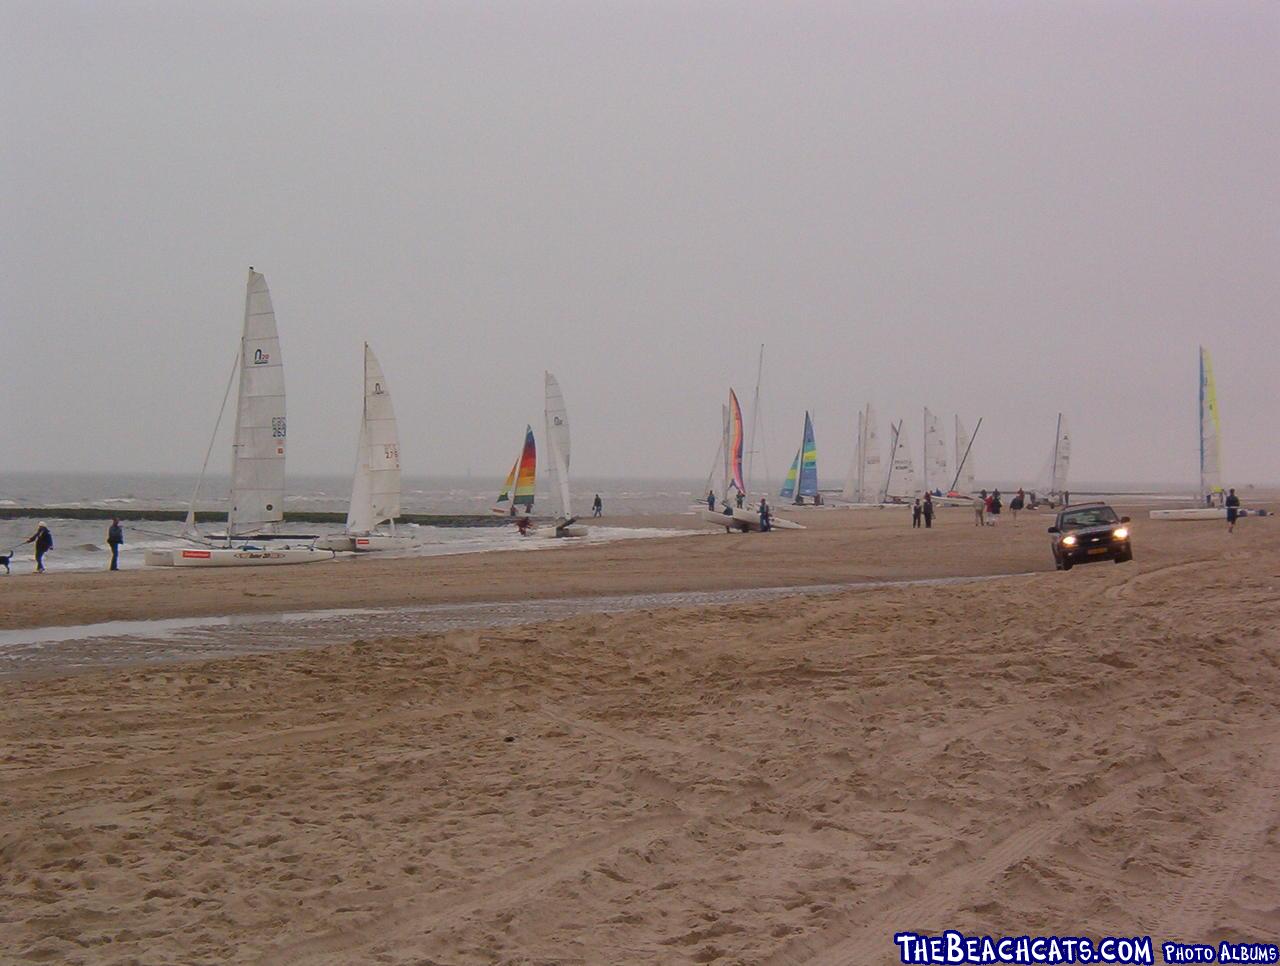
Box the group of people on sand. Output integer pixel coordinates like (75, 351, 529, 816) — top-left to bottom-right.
(3, 519, 124, 575)
(705, 489, 773, 530)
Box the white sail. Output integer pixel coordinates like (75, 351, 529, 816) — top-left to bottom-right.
(1199, 347, 1222, 499)
(544, 371, 573, 520)
(841, 408, 863, 502)
(954, 415, 976, 493)
(923, 407, 947, 494)
(346, 343, 401, 533)
(862, 404, 881, 503)
(228, 270, 286, 536)
(883, 421, 917, 501)
(1050, 413, 1071, 497)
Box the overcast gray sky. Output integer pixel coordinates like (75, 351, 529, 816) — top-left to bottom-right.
(3, 0, 1277, 487)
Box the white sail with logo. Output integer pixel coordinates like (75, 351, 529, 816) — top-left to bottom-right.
(346, 343, 401, 533)
(1049, 413, 1071, 499)
(228, 270, 287, 536)
(882, 420, 917, 502)
(923, 407, 947, 494)
(544, 371, 574, 524)
(841, 403, 881, 503)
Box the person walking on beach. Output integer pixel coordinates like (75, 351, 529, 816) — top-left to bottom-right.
(735, 490, 744, 509)
(911, 498, 922, 528)
(758, 497, 772, 532)
(975, 490, 987, 527)
(707, 489, 716, 511)
(107, 517, 124, 571)
(922, 493, 934, 529)
(1009, 488, 1025, 523)
(24, 522, 53, 573)
(989, 488, 1002, 524)
(592, 494, 603, 517)
(1225, 488, 1241, 533)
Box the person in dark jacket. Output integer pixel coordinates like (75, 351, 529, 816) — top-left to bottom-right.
(707, 490, 716, 511)
(735, 491, 745, 509)
(24, 522, 53, 573)
(592, 494, 603, 517)
(1225, 488, 1241, 533)
(911, 499, 922, 528)
(922, 493, 935, 529)
(107, 518, 124, 570)
(758, 498, 772, 532)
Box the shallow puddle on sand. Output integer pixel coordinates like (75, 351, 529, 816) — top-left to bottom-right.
(0, 573, 1034, 678)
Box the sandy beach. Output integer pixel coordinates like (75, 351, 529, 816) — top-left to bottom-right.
(2, 506, 1278, 964)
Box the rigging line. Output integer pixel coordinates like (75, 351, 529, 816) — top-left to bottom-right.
(185, 346, 241, 535)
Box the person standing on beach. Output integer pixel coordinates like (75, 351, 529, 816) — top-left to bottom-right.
(735, 490, 744, 509)
(758, 497, 771, 531)
(1009, 488, 1025, 523)
(1225, 488, 1241, 533)
(107, 517, 124, 571)
(707, 489, 716, 511)
(989, 489, 1002, 524)
(922, 493, 934, 529)
(24, 522, 53, 573)
(592, 494, 603, 517)
(911, 499, 922, 528)
(975, 490, 987, 526)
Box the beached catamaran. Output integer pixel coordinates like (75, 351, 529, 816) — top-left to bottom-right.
(882, 420, 917, 503)
(779, 412, 819, 504)
(697, 389, 802, 532)
(923, 407, 948, 495)
(492, 426, 536, 516)
(1043, 413, 1071, 505)
(315, 343, 416, 553)
(538, 371, 586, 538)
(952, 415, 977, 495)
(147, 270, 332, 567)
(840, 404, 881, 505)
(1150, 349, 1261, 520)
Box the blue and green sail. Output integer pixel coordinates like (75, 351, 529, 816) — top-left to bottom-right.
(779, 412, 818, 499)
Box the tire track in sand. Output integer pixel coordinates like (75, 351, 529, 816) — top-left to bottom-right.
(261, 810, 686, 966)
(1151, 741, 1280, 938)
(759, 730, 1275, 966)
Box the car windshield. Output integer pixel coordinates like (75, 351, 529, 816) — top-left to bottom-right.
(1060, 507, 1119, 529)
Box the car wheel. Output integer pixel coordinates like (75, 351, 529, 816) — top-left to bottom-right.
(1115, 551, 1133, 564)
(1061, 559, 1073, 571)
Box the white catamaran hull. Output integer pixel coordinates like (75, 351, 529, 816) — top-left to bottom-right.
(697, 508, 804, 532)
(536, 524, 588, 539)
(170, 547, 334, 567)
(1150, 507, 1265, 521)
(313, 532, 419, 552)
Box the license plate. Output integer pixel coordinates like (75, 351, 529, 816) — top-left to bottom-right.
(1088, 547, 1108, 555)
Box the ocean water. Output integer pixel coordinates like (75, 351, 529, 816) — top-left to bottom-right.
(0, 472, 707, 573)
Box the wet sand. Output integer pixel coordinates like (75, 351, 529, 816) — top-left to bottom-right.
(2, 506, 1278, 964)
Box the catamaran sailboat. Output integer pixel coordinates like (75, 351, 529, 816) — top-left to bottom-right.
(922, 408, 948, 496)
(537, 371, 586, 538)
(881, 420, 918, 503)
(951, 415, 977, 496)
(780, 412, 819, 505)
(315, 343, 416, 553)
(697, 389, 801, 532)
(147, 269, 333, 567)
(492, 426, 536, 517)
(1150, 349, 1262, 520)
(840, 404, 881, 505)
(1037, 413, 1071, 506)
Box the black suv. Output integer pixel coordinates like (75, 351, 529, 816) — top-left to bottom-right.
(1047, 503, 1133, 570)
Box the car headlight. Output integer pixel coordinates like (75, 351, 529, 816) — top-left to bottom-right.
(1061, 534, 1077, 546)
(1113, 527, 1129, 540)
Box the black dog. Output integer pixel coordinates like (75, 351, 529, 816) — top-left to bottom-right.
(0, 554, 10, 574)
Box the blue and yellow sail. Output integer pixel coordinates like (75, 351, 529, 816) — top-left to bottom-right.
(779, 412, 818, 499)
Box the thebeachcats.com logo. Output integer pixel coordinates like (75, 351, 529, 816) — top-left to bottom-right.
(892, 932, 1278, 965)
(253, 348, 270, 365)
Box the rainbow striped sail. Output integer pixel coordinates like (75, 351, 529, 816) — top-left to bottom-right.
(779, 412, 818, 499)
(729, 389, 746, 494)
(494, 426, 537, 513)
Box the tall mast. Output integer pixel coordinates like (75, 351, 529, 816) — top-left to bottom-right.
(950, 416, 981, 494)
(745, 343, 765, 495)
(1051, 412, 1063, 496)
(856, 408, 865, 503)
(922, 408, 928, 493)
(883, 420, 901, 502)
